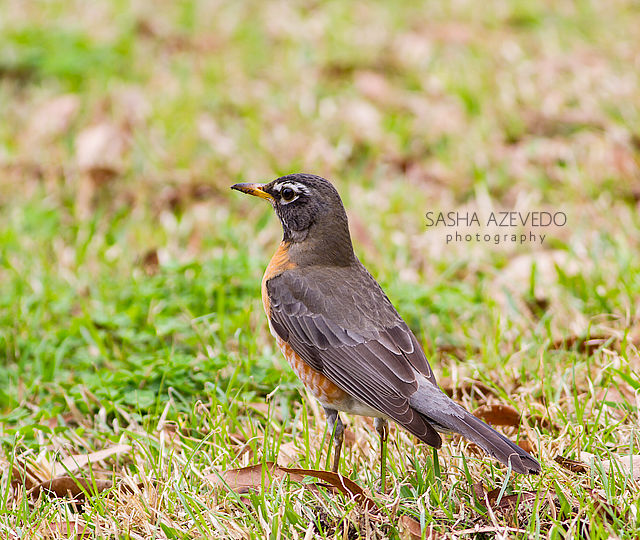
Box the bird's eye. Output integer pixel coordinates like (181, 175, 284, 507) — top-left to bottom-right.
(281, 187, 296, 201)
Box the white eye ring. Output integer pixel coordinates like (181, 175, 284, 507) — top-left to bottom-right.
(281, 186, 296, 202)
(274, 181, 308, 204)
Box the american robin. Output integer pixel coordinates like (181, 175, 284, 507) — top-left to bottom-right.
(232, 174, 540, 486)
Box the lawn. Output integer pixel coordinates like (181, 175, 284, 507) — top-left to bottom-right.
(1, 0, 639, 538)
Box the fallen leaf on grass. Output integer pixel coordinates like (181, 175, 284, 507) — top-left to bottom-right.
(140, 249, 160, 275)
(9, 443, 129, 501)
(9, 458, 44, 490)
(472, 481, 485, 504)
(354, 71, 395, 105)
(209, 462, 376, 511)
(580, 452, 640, 481)
(493, 491, 538, 512)
(473, 404, 521, 427)
(26, 94, 80, 141)
(473, 481, 538, 511)
(527, 413, 553, 431)
(30, 477, 113, 500)
(75, 122, 129, 183)
(280, 466, 376, 511)
(398, 515, 431, 539)
(587, 488, 628, 522)
(46, 412, 77, 429)
(554, 455, 589, 474)
(74, 122, 130, 218)
(518, 439, 536, 454)
(208, 463, 303, 493)
(53, 444, 131, 477)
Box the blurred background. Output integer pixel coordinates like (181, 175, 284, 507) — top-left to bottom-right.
(1, 0, 639, 437)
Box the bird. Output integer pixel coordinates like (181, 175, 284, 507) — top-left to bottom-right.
(231, 173, 541, 487)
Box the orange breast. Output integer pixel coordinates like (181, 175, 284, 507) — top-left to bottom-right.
(275, 335, 347, 405)
(262, 242, 347, 406)
(261, 241, 295, 315)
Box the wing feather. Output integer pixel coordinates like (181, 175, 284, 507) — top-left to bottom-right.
(266, 263, 441, 447)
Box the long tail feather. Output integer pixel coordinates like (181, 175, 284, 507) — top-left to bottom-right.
(410, 382, 541, 474)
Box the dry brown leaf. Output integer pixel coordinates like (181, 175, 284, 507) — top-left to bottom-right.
(26, 94, 80, 141)
(209, 462, 376, 511)
(473, 404, 521, 427)
(398, 515, 424, 540)
(53, 444, 131, 477)
(472, 481, 486, 504)
(30, 477, 113, 500)
(473, 481, 539, 520)
(581, 452, 640, 481)
(554, 455, 589, 474)
(518, 439, 536, 454)
(75, 122, 128, 180)
(280, 466, 376, 512)
(207, 463, 303, 494)
(9, 456, 45, 490)
(528, 413, 554, 430)
(46, 412, 77, 429)
(354, 71, 395, 104)
(493, 491, 538, 511)
(140, 249, 160, 275)
(586, 488, 628, 522)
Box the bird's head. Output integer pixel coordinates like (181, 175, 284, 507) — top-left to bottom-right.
(231, 173, 355, 265)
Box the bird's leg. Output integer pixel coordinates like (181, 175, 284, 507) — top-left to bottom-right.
(323, 407, 344, 473)
(374, 417, 388, 492)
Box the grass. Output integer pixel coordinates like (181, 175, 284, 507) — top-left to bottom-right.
(1, 0, 640, 538)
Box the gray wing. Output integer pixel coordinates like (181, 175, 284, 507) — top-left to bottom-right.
(267, 263, 442, 448)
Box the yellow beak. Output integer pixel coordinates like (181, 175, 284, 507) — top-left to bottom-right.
(230, 182, 274, 201)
